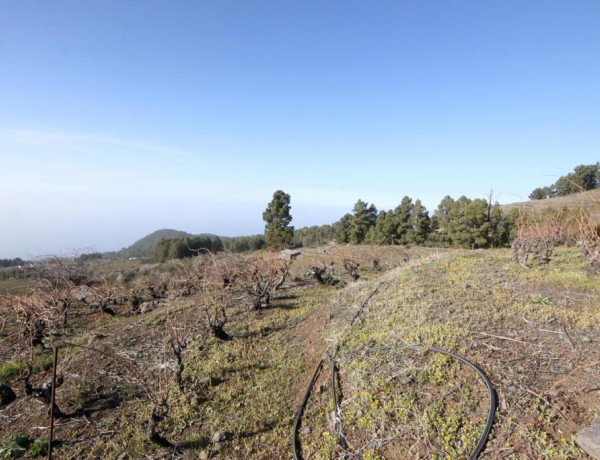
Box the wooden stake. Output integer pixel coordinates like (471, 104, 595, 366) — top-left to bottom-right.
(47, 347, 58, 460)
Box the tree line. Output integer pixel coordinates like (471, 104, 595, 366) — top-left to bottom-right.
(149, 185, 532, 263)
(125, 186, 525, 263)
(529, 163, 599, 200)
(330, 195, 515, 249)
(261, 189, 518, 250)
(222, 234, 267, 253)
(154, 235, 224, 262)
(0, 258, 27, 268)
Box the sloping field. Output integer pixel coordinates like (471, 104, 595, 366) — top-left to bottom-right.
(1, 246, 599, 459)
(502, 189, 600, 220)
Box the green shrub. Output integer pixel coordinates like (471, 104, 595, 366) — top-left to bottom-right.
(0, 360, 26, 384)
(0, 434, 29, 459)
(27, 437, 48, 458)
(0, 435, 48, 459)
(32, 352, 54, 373)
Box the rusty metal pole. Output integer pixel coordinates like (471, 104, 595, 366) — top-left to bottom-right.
(47, 347, 58, 460)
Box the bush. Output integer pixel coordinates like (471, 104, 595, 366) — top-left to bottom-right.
(0, 360, 26, 385)
(0, 434, 29, 459)
(27, 438, 47, 458)
(0, 434, 48, 459)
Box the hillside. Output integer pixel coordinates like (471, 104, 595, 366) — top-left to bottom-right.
(114, 229, 225, 260)
(1, 246, 598, 458)
(113, 229, 193, 259)
(502, 188, 600, 220)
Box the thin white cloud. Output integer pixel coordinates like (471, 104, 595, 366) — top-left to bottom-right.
(0, 127, 197, 160)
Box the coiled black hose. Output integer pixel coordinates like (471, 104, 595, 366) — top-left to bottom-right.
(294, 345, 496, 460)
(426, 346, 496, 460)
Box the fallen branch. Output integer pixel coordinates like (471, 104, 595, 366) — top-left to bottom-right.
(561, 326, 576, 351)
(551, 360, 600, 390)
(475, 332, 535, 345)
(538, 329, 563, 334)
(523, 387, 567, 421)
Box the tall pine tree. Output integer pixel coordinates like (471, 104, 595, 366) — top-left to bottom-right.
(263, 190, 294, 249)
(349, 199, 377, 244)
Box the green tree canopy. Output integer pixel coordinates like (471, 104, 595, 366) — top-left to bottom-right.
(433, 195, 456, 245)
(223, 235, 266, 252)
(293, 224, 335, 247)
(529, 186, 555, 200)
(529, 163, 599, 200)
(333, 213, 353, 244)
(393, 196, 414, 244)
(0, 258, 26, 268)
(349, 199, 377, 244)
(411, 199, 431, 244)
(154, 235, 224, 262)
(263, 190, 294, 249)
(371, 210, 396, 245)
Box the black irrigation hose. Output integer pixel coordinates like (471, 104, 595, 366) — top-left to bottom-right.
(350, 287, 380, 326)
(426, 346, 497, 460)
(292, 358, 324, 460)
(295, 345, 497, 460)
(362, 345, 497, 460)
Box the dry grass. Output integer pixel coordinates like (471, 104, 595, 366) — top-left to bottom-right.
(502, 188, 600, 220)
(1, 246, 599, 459)
(296, 248, 599, 459)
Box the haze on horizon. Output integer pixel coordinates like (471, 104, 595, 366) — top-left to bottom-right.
(1, 1, 599, 259)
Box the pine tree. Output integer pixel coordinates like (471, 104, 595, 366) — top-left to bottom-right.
(488, 203, 510, 247)
(434, 195, 456, 245)
(349, 199, 377, 244)
(394, 196, 414, 244)
(446, 197, 494, 248)
(263, 190, 294, 249)
(411, 199, 431, 244)
(372, 210, 396, 245)
(446, 196, 472, 247)
(334, 213, 353, 244)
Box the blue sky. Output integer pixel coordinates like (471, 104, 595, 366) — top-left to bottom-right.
(1, 1, 599, 258)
